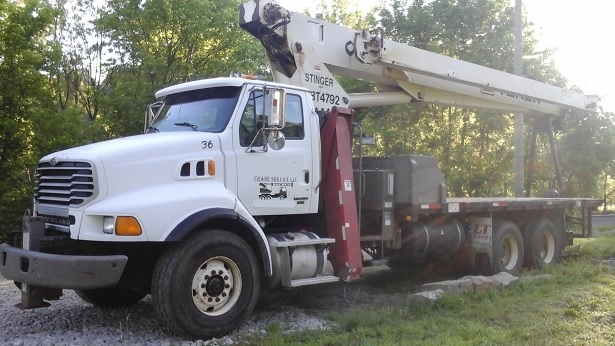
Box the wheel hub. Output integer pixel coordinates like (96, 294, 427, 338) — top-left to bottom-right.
(539, 232, 555, 262)
(206, 276, 225, 296)
(191, 257, 242, 316)
(501, 235, 519, 271)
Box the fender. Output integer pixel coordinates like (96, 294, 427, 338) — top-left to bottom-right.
(79, 180, 235, 241)
(165, 207, 272, 276)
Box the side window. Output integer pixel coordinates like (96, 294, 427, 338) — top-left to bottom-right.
(239, 91, 305, 147)
(240, 90, 266, 147)
(282, 94, 304, 139)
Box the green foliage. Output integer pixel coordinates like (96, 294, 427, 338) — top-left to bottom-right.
(559, 111, 615, 198)
(352, 0, 596, 198)
(95, 0, 268, 136)
(600, 169, 615, 211)
(0, 0, 612, 239)
(573, 234, 615, 260)
(311, 0, 377, 29)
(0, 0, 59, 239)
(309, 0, 378, 107)
(355, 0, 527, 196)
(0, 0, 111, 241)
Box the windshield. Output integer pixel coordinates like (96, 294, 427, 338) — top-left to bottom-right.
(149, 86, 241, 133)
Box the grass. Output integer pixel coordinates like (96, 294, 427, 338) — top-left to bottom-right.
(243, 233, 615, 345)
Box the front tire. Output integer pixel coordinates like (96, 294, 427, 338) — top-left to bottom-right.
(152, 230, 260, 339)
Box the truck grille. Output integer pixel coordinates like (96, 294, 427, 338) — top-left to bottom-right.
(35, 160, 97, 208)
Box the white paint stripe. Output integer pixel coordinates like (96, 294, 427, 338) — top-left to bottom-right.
(342, 226, 347, 240)
(335, 157, 339, 170)
(339, 190, 343, 205)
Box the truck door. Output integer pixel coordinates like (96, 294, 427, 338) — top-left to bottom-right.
(233, 87, 318, 216)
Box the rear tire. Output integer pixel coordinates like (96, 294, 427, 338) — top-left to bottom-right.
(152, 229, 260, 339)
(523, 218, 562, 268)
(479, 221, 524, 276)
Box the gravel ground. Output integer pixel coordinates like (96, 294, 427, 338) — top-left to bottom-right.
(0, 266, 439, 345)
(0, 274, 331, 346)
(0, 267, 403, 346)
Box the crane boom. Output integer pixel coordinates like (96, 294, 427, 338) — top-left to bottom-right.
(239, 1, 598, 116)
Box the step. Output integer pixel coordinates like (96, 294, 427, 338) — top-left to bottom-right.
(288, 275, 339, 287)
(269, 237, 335, 248)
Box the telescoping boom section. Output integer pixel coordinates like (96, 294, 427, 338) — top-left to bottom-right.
(239, 1, 598, 115)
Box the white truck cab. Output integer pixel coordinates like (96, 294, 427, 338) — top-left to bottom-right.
(150, 77, 322, 220)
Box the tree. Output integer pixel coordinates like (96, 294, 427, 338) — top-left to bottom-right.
(95, 0, 269, 136)
(355, 0, 573, 197)
(56, 0, 109, 124)
(0, 0, 61, 238)
(312, 0, 377, 29)
(559, 110, 615, 198)
(310, 0, 379, 123)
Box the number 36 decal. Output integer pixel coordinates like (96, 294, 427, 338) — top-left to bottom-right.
(202, 140, 214, 149)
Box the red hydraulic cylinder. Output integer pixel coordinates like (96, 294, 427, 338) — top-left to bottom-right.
(319, 107, 362, 281)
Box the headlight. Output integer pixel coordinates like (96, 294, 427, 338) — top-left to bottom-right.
(103, 216, 115, 234)
(103, 216, 142, 236)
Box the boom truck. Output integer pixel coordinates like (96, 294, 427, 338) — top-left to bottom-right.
(0, 0, 603, 339)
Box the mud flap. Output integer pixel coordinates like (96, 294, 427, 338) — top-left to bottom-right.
(467, 215, 493, 273)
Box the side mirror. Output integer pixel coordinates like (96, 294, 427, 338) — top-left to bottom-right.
(267, 130, 286, 150)
(144, 101, 163, 133)
(144, 108, 153, 133)
(268, 89, 286, 128)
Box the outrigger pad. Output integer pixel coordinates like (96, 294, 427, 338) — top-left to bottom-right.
(16, 284, 62, 310)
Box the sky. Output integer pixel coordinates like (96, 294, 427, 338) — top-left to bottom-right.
(522, 0, 612, 113)
(274, 0, 613, 113)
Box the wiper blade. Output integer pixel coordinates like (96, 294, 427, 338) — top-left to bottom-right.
(146, 126, 160, 133)
(174, 122, 198, 131)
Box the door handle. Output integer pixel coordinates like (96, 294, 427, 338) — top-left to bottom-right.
(304, 171, 310, 184)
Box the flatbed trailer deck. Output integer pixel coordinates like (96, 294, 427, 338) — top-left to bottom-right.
(418, 197, 602, 213)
